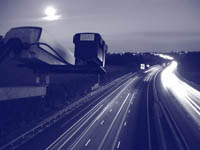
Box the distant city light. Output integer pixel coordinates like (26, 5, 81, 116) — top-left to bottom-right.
(43, 6, 61, 21)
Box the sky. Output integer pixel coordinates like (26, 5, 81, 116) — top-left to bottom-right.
(0, 0, 200, 53)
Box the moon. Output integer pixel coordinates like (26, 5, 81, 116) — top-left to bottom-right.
(45, 6, 56, 16)
(43, 6, 61, 21)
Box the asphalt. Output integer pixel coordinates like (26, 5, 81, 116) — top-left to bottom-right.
(14, 63, 200, 150)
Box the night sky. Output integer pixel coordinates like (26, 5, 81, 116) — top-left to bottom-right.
(0, 0, 200, 53)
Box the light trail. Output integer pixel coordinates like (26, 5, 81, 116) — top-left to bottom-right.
(155, 54, 174, 60)
(161, 61, 200, 124)
(144, 66, 162, 82)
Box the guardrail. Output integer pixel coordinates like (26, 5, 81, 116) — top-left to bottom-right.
(0, 72, 133, 150)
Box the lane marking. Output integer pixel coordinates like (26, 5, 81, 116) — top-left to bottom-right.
(68, 78, 135, 150)
(146, 82, 152, 150)
(69, 89, 128, 150)
(109, 109, 112, 112)
(46, 104, 103, 150)
(56, 105, 103, 150)
(97, 93, 130, 150)
(85, 139, 91, 146)
(117, 141, 120, 149)
(131, 93, 135, 105)
(111, 93, 134, 150)
(61, 104, 103, 128)
(47, 76, 134, 149)
(100, 120, 104, 125)
(124, 121, 126, 127)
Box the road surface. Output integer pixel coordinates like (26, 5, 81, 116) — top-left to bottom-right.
(12, 62, 200, 150)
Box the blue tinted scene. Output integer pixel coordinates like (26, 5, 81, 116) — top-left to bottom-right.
(0, 0, 200, 150)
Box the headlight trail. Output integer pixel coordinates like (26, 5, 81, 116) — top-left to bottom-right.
(144, 65, 161, 82)
(161, 61, 200, 124)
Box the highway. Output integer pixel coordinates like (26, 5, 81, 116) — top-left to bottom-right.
(155, 61, 200, 150)
(12, 62, 200, 150)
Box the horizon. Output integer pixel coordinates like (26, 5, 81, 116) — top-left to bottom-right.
(1, 0, 200, 53)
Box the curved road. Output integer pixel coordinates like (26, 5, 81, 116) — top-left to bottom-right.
(12, 62, 200, 150)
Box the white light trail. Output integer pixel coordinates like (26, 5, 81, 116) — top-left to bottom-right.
(144, 65, 161, 81)
(155, 54, 174, 60)
(161, 61, 200, 124)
